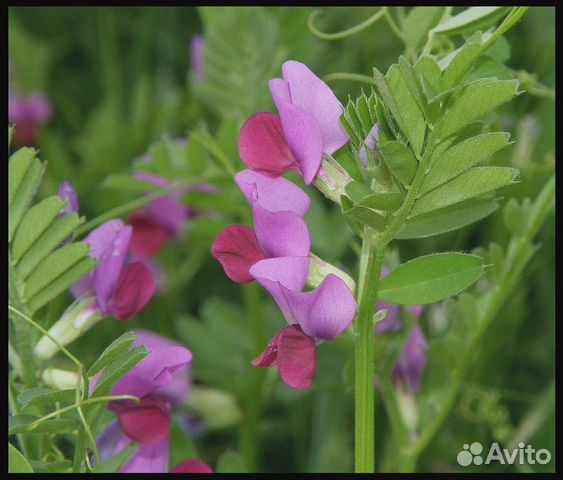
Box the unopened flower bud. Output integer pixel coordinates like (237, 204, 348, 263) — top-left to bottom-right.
(42, 368, 83, 391)
(307, 253, 356, 293)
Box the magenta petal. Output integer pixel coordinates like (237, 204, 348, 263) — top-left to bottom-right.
(58, 181, 79, 216)
(282, 274, 357, 340)
(172, 459, 214, 473)
(106, 261, 156, 321)
(148, 194, 188, 237)
(281, 60, 349, 154)
(238, 112, 297, 178)
(71, 220, 129, 300)
(128, 210, 173, 259)
(276, 101, 324, 185)
(253, 204, 310, 258)
(122, 436, 169, 473)
(253, 325, 317, 390)
(109, 395, 171, 445)
(211, 225, 266, 284)
(234, 169, 311, 216)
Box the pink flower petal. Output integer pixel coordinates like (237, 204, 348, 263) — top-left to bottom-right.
(211, 225, 266, 284)
(172, 459, 214, 473)
(107, 262, 156, 321)
(235, 169, 311, 216)
(276, 100, 324, 185)
(281, 60, 349, 154)
(108, 395, 171, 445)
(252, 203, 310, 258)
(252, 325, 317, 390)
(238, 112, 297, 178)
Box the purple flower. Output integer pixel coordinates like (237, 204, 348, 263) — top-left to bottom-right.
(95, 330, 192, 473)
(212, 170, 356, 388)
(392, 322, 428, 393)
(211, 170, 311, 284)
(239, 61, 349, 185)
(71, 220, 156, 321)
(190, 34, 205, 82)
(9, 91, 52, 146)
(58, 181, 79, 216)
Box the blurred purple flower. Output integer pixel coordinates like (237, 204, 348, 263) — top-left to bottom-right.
(190, 34, 205, 82)
(58, 181, 79, 216)
(95, 330, 192, 473)
(9, 91, 52, 146)
(375, 267, 400, 335)
(392, 321, 428, 393)
(239, 60, 349, 185)
(71, 220, 156, 321)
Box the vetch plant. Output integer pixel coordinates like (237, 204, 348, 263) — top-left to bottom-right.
(7, 6, 554, 474)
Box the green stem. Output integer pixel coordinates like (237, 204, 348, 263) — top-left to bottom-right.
(355, 229, 384, 472)
(308, 8, 387, 41)
(75, 184, 184, 237)
(238, 282, 266, 472)
(324, 72, 378, 86)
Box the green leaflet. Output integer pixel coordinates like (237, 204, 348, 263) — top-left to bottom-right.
(432, 7, 512, 35)
(397, 197, 499, 239)
(17, 388, 75, 410)
(8, 444, 34, 473)
(91, 345, 148, 398)
(378, 253, 484, 304)
(27, 257, 95, 313)
(88, 332, 138, 377)
(28, 460, 72, 473)
(422, 165, 517, 212)
(9, 414, 79, 435)
(436, 78, 519, 140)
(8, 147, 38, 206)
(357, 192, 403, 213)
(420, 132, 511, 195)
(343, 205, 387, 231)
(385, 64, 426, 155)
(378, 141, 417, 186)
(404, 7, 446, 49)
(12, 196, 65, 262)
(412, 166, 518, 216)
(16, 213, 82, 280)
(24, 242, 90, 299)
(9, 158, 45, 242)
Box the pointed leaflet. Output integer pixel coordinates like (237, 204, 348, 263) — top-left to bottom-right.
(379, 253, 484, 304)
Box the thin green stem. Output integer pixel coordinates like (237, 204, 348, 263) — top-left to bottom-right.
(383, 9, 407, 45)
(324, 72, 377, 86)
(27, 395, 139, 430)
(308, 8, 387, 41)
(355, 229, 384, 472)
(75, 184, 184, 237)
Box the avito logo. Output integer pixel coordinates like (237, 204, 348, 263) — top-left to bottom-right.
(457, 442, 551, 467)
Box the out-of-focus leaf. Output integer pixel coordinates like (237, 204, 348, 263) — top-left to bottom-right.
(9, 414, 79, 435)
(90, 443, 138, 473)
(404, 7, 446, 48)
(8, 444, 33, 473)
(216, 451, 247, 473)
(17, 388, 75, 410)
(432, 7, 512, 35)
(88, 332, 138, 377)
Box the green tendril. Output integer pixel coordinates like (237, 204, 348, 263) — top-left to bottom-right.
(308, 8, 387, 41)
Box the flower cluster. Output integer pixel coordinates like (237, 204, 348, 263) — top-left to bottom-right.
(95, 330, 212, 473)
(212, 61, 357, 389)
